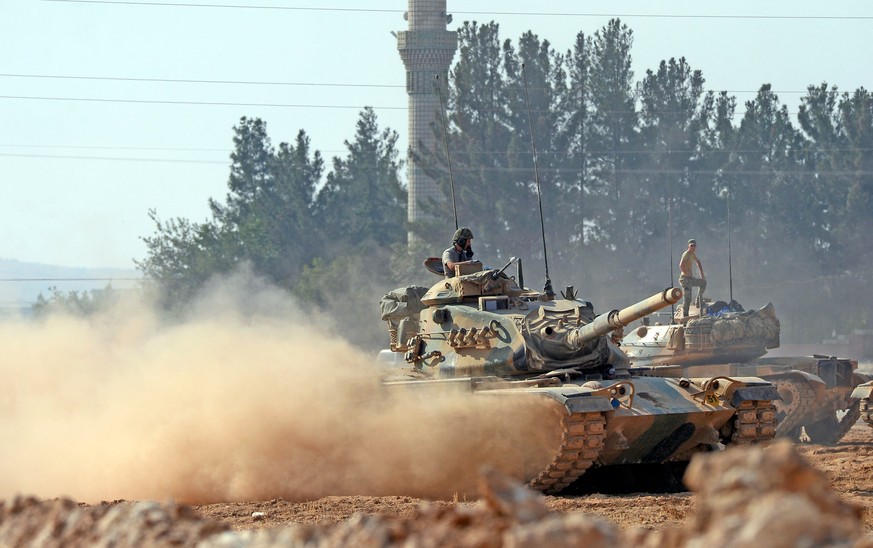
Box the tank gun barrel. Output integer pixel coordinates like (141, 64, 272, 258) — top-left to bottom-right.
(567, 288, 683, 347)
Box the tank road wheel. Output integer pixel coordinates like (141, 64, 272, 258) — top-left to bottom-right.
(723, 400, 777, 445)
(772, 378, 816, 438)
(528, 411, 606, 495)
(803, 400, 861, 445)
(863, 398, 873, 429)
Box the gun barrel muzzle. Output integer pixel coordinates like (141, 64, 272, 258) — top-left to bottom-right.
(568, 287, 683, 345)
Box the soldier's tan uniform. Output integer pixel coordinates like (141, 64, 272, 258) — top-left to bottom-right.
(679, 239, 706, 316)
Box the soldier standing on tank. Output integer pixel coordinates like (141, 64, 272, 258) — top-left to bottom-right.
(442, 227, 478, 277)
(679, 239, 706, 317)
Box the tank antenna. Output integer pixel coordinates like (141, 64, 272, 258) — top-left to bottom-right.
(727, 179, 734, 302)
(521, 63, 554, 297)
(434, 74, 458, 230)
(668, 190, 676, 320)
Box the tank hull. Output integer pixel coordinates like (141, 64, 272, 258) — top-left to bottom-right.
(388, 374, 777, 494)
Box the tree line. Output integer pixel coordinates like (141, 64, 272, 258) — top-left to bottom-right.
(129, 19, 872, 348)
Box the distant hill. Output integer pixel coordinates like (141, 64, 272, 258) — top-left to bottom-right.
(0, 258, 140, 315)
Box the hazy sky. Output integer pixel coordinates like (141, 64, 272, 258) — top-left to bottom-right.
(2, 0, 871, 269)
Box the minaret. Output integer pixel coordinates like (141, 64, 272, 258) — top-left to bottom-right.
(396, 0, 457, 245)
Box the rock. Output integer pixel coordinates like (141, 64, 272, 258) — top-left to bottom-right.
(684, 440, 863, 548)
(478, 466, 549, 524)
(505, 514, 618, 548)
(0, 497, 228, 547)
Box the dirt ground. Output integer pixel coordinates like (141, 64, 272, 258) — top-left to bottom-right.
(191, 421, 873, 535)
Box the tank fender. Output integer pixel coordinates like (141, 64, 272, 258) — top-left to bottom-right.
(730, 385, 781, 406)
(545, 390, 616, 414)
(702, 376, 781, 405)
(853, 372, 872, 385)
(851, 381, 873, 400)
(765, 369, 827, 387)
(764, 370, 828, 400)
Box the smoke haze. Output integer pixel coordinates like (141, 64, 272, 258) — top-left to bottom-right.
(0, 271, 555, 504)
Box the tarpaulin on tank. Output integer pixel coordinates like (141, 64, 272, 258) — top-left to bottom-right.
(380, 285, 430, 322)
(522, 303, 610, 371)
(458, 270, 525, 296)
(687, 302, 780, 349)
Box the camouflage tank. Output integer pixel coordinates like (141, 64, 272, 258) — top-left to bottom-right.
(380, 262, 779, 494)
(620, 298, 867, 444)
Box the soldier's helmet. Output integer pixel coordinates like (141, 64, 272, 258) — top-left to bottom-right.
(453, 227, 474, 243)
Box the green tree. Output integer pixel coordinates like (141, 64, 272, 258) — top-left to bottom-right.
(211, 118, 324, 284)
(839, 89, 873, 244)
(138, 117, 324, 306)
(314, 107, 406, 254)
(500, 30, 568, 278)
(811, 88, 873, 264)
(555, 31, 595, 257)
(32, 285, 119, 318)
(797, 86, 873, 333)
(637, 58, 713, 244)
(634, 57, 718, 285)
(586, 19, 639, 263)
(728, 86, 808, 268)
(136, 211, 225, 306)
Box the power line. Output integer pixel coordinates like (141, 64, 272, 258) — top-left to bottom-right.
(0, 278, 142, 282)
(43, 0, 404, 12)
(0, 73, 403, 89)
(40, 0, 873, 20)
(0, 144, 352, 156)
(0, 72, 820, 95)
(0, 143, 227, 152)
(0, 94, 823, 117)
(0, 95, 405, 110)
(402, 166, 873, 177)
(5, 146, 873, 165)
(7, 149, 872, 176)
(0, 152, 227, 164)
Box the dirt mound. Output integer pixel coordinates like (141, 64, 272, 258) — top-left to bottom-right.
(0, 496, 227, 547)
(2, 434, 871, 547)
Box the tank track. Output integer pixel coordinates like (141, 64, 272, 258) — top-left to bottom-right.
(833, 400, 861, 440)
(772, 378, 816, 438)
(726, 400, 777, 444)
(862, 398, 873, 429)
(803, 400, 862, 444)
(528, 411, 606, 495)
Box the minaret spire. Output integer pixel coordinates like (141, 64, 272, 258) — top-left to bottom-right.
(396, 0, 457, 245)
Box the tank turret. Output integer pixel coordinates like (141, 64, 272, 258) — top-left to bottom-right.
(384, 266, 681, 380)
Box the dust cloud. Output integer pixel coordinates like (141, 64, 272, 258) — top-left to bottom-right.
(0, 271, 556, 504)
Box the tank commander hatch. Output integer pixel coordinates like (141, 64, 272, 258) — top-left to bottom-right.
(442, 227, 479, 277)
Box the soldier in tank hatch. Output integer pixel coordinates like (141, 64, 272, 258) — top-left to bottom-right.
(442, 227, 479, 277)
